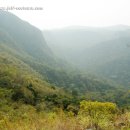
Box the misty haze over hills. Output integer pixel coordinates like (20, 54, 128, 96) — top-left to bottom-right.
(43, 25, 130, 86)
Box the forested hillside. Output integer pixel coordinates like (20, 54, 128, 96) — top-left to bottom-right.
(0, 11, 124, 101)
(1, 11, 130, 130)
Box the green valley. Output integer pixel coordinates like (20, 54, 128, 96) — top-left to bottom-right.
(0, 11, 130, 130)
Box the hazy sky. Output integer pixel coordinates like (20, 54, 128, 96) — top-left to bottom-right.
(1, 0, 130, 29)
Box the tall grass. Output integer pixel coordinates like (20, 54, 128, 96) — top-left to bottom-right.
(1, 104, 130, 130)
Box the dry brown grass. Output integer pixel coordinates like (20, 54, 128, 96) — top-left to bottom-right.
(1, 105, 130, 130)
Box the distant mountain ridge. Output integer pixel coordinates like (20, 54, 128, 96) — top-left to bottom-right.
(43, 25, 130, 86)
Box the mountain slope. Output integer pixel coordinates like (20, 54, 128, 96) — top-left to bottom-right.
(0, 11, 130, 107)
(0, 11, 117, 93)
(0, 11, 56, 64)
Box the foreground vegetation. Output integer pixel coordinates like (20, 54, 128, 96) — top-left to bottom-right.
(1, 100, 130, 130)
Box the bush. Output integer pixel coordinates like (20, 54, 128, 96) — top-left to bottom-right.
(12, 87, 35, 105)
(79, 100, 117, 129)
